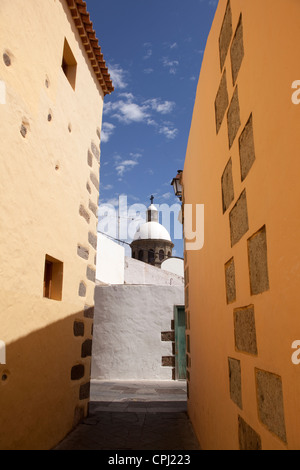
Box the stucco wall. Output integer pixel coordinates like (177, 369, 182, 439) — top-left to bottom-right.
(183, 0, 300, 450)
(124, 256, 184, 286)
(161, 258, 184, 278)
(91, 285, 185, 380)
(96, 234, 125, 285)
(0, 0, 105, 450)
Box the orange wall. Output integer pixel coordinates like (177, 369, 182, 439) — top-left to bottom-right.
(183, 0, 300, 450)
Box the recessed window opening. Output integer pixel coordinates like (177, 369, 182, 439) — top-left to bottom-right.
(61, 38, 77, 90)
(43, 255, 63, 301)
(148, 249, 155, 265)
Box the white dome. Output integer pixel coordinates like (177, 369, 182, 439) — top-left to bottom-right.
(133, 221, 172, 242)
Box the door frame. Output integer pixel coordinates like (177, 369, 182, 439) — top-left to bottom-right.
(174, 305, 187, 381)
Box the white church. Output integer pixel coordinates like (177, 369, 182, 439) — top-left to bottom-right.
(92, 199, 186, 381)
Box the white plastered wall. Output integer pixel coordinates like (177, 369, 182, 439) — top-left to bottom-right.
(91, 285, 184, 380)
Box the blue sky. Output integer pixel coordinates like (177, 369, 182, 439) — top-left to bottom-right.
(87, 0, 218, 257)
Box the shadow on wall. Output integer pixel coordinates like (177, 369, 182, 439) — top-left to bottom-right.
(0, 310, 92, 450)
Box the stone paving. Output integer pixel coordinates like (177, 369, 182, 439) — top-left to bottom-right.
(55, 380, 201, 450)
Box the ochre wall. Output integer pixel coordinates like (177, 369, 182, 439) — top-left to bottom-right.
(0, 0, 104, 449)
(183, 0, 300, 450)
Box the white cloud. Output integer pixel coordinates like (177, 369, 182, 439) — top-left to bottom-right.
(116, 159, 139, 178)
(170, 42, 178, 49)
(143, 48, 153, 60)
(144, 98, 175, 114)
(101, 184, 113, 191)
(129, 152, 143, 159)
(107, 64, 128, 89)
(105, 94, 150, 124)
(162, 57, 179, 75)
(101, 122, 116, 143)
(143, 42, 153, 60)
(103, 93, 178, 141)
(114, 102, 150, 124)
(159, 125, 178, 140)
(144, 68, 154, 74)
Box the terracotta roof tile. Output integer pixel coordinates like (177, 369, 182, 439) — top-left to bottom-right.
(66, 0, 114, 95)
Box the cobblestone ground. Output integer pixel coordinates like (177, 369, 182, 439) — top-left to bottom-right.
(55, 380, 201, 451)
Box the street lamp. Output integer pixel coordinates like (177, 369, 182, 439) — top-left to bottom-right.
(171, 170, 183, 200)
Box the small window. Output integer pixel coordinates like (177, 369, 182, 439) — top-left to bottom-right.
(62, 38, 77, 90)
(159, 250, 165, 261)
(43, 255, 63, 301)
(138, 250, 144, 261)
(132, 251, 136, 259)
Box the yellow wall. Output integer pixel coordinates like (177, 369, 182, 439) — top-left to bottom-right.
(0, 0, 105, 449)
(184, 0, 300, 450)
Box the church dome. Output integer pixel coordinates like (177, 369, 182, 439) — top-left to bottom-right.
(133, 221, 172, 242)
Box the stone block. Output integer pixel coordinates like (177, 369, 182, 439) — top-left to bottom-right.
(79, 204, 90, 224)
(225, 257, 236, 304)
(90, 172, 99, 191)
(3, 52, 11, 67)
(89, 200, 98, 218)
(162, 356, 175, 367)
(81, 339, 93, 358)
(79, 382, 90, 401)
(227, 86, 241, 148)
(161, 331, 175, 342)
(238, 416, 262, 450)
(71, 364, 85, 381)
(219, 0, 233, 70)
(221, 157, 234, 213)
(78, 282, 86, 297)
(215, 70, 229, 134)
(234, 305, 257, 355)
(239, 114, 256, 181)
(229, 189, 249, 246)
(77, 244, 89, 260)
(86, 266, 96, 283)
(84, 305, 94, 319)
(256, 369, 287, 443)
(230, 14, 244, 85)
(228, 357, 242, 409)
(73, 321, 84, 337)
(91, 141, 100, 163)
(248, 226, 270, 295)
(88, 231, 97, 250)
(87, 150, 93, 167)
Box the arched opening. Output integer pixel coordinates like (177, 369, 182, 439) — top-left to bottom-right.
(132, 251, 136, 259)
(138, 250, 144, 261)
(159, 249, 165, 261)
(167, 251, 171, 258)
(148, 249, 155, 265)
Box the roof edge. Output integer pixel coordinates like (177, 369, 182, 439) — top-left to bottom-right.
(66, 0, 114, 96)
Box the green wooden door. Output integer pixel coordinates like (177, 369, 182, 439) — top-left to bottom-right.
(175, 306, 187, 380)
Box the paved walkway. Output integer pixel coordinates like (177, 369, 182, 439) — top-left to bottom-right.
(55, 380, 200, 450)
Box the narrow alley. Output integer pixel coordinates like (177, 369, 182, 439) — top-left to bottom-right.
(54, 380, 200, 451)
